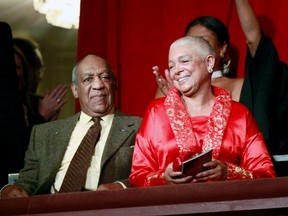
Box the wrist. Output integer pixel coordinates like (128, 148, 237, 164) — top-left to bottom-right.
(114, 181, 127, 189)
(0, 184, 13, 199)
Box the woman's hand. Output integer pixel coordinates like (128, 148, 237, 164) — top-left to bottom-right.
(39, 84, 68, 121)
(164, 162, 193, 185)
(195, 158, 228, 181)
(153, 66, 173, 97)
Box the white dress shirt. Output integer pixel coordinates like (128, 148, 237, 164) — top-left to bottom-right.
(51, 112, 114, 193)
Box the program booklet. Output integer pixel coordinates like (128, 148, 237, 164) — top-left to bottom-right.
(181, 149, 213, 177)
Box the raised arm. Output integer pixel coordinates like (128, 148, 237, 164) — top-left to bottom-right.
(235, 0, 261, 58)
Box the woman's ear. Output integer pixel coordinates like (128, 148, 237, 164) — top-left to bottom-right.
(71, 83, 79, 98)
(206, 55, 215, 73)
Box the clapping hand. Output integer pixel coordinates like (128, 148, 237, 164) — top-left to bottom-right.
(38, 84, 68, 121)
(152, 66, 173, 97)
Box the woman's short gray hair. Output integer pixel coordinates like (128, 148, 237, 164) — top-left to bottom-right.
(170, 36, 215, 60)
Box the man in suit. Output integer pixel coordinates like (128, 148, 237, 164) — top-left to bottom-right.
(1, 54, 142, 198)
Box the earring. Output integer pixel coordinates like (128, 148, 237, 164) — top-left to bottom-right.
(208, 68, 213, 73)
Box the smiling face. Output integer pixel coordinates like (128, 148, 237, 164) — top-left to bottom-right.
(168, 37, 215, 97)
(71, 55, 116, 117)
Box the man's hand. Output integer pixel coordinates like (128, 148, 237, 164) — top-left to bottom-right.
(97, 182, 124, 190)
(1, 185, 29, 199)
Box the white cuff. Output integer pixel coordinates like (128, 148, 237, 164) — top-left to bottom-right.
(114, 181, 127, 189)
(0, 184, 13, 198)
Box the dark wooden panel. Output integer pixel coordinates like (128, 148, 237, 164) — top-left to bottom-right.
(1, 177, 287, 216)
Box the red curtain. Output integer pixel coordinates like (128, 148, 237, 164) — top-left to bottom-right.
(77, 0, 288, 117)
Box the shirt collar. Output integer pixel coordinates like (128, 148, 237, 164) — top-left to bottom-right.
(79, 111, 114, 125)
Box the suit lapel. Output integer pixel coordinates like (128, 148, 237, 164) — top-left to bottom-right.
(35, 113, 80, 194)
(100, 110, 135, 167)
(49, 114, 80, 181)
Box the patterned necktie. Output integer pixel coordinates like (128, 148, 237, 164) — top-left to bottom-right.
(59, 117, 101, 193)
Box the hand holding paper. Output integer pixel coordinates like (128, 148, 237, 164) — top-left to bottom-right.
(173, 149, 213, 177)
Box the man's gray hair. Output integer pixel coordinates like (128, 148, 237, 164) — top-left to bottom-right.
(72, 65, 78, 84)
(71, 54, 115, 85)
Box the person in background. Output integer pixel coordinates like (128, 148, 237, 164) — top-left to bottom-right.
(235, 0, 288, 173)
(0, 22, 26, 188)
(13, 38, 68, 150)
(1, 54, 142, 198)
(130, 36, 275, 187)
(153, 0, 288, 176)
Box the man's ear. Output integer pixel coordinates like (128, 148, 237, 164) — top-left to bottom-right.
(71, 83, 78, 98)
